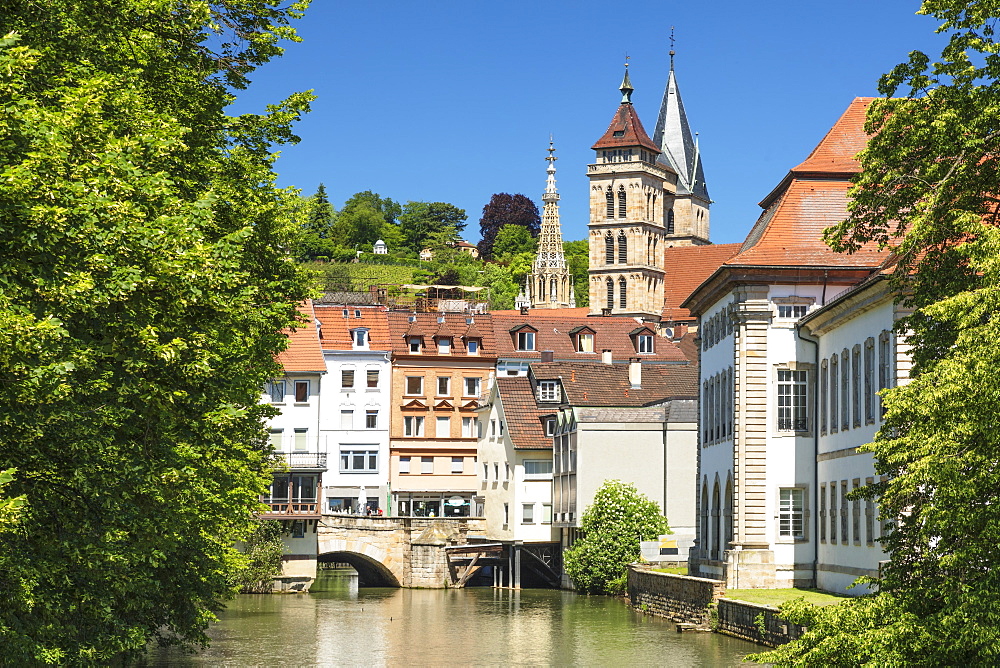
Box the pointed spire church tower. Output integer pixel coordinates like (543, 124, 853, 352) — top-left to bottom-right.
(587, 64, 673, 319)
(652, 44, 711, 246)
(525, 139, 575, 308)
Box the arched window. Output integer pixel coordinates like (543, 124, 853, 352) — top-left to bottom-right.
(617, 231, 627, 264)
(617, 186, 626, 218)
(605, 232, 614, 264)
(537, 278, 544, 300)
(724, 475, 734, 550)
(701, 481, 711, 558)
(711, 481, 721, 560)
(606, 278, 614, 309)
(605, 187, 614, 218)
(666, 208, 675, 234)
(619, 277, 627, 309)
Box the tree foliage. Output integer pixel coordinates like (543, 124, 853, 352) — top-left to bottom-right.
(0, 0, 311, 663)
(230, 520, 286, 594)
(492, 224, 537, 260)
(753, 3, 1000, 664)
(564, 480, 670, 596)
(564, 240, 590, 307)
(477, 193, 540, 260)
(399, 201, 467, 252)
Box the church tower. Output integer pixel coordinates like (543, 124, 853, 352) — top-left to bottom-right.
(652, 45, 711, 246)
(587, 65, 674, 319)
(524, 139, 574, 309)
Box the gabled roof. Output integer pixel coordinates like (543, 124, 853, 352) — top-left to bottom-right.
(386, 312, 497, 357)
(592, 103, 661, 153)
(314, 304, 391, 352)
(495, 377, 551, 450)
(276, 300, 326, 373)
(490, 314, 688, 363)
(661, 243, 742, 321)
(530, 362, 698, 407)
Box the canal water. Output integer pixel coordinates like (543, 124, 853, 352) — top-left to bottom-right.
(146, 569, 758, 666)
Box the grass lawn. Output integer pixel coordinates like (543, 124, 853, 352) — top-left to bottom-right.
(723, 588, 849, 608)
(651, 566, 688, 575)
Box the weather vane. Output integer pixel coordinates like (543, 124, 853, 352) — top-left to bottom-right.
(669, 26, 676, 69)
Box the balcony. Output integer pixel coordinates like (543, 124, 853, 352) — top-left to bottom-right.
(274, 451, 328, 471)
(260, 499, 321, 519)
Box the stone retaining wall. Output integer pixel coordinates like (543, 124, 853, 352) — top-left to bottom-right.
(626, 565, 725, 626)
(716, 598, 805, 647)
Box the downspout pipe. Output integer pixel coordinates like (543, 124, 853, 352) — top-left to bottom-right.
(797, 322, 820, 588)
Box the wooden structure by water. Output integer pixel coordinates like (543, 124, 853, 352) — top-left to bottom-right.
(444, 540, 561, 589)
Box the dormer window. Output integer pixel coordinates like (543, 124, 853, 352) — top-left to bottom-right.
(612, 130, 625, 137)
(537, 380, 560, 402)
(352, 329, 369, 349)
(517, 331, 535, 351)
(578, 333, 594, 353)
(437, 337, 452, 354)
(409, 337, 422, 353)
(466, 339, 479, 354)
(638, 334, 654, 353)
(354, 309, 361, 318)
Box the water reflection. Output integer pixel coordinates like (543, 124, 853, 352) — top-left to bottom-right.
(147, 569, 757, 666)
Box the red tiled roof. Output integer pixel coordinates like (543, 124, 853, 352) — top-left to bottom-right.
(385, 312, 497, 357)
(490, 314, 688, 363)
(276, 300, 326, 373)
(495, 377, 551, 450)
(530, 362, 698, 407)
(791, 97, 874, 175)
(314, 304, 391, 351)
(592, 103, 661, 153)
(661, 243, 742, 321)
(489, 308, 592, 318)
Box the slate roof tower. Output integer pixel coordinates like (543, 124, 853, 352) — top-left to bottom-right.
(525, 138, 575, 309)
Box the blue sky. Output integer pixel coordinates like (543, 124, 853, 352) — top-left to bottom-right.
(232, 1, 947, 246)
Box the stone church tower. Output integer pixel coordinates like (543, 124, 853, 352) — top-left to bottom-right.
(587, 65, 674, 319)
(652, 50, 711, 246)
(522, 139, 575, 309)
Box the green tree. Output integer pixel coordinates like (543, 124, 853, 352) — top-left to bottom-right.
(294, 184, 342, 260)
(0, 469, 25, 531)
(230, 520, 286, 594)
(398, 201, 468, 252)
(0, 0, 311, 663)
(477, 193, 540, 260)
(492, 224, 538, 260)
(564, 240, 590, 307)
(752, 3, 1000, 664)
(564, 480, 670, 595)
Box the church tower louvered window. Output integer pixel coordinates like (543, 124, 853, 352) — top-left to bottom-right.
(666, 208, 675, 234)
(617, 186, 627, 218)
(606, 187, 614, 218)
(619, 278, 628, 309)
(605, 232, 614, 264)
(617, 231, 627, 264)
(606, 278, 614, 309)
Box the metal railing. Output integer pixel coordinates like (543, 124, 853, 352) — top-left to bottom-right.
(275, 452, 327, 469)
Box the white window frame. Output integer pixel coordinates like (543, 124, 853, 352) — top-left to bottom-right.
(340, 409, 353, 430)
(778, 487, 806, 540)
(451, 457, 464, 474)
(466, 339, 479, 354)
(421, 456, 434, 474)
(462, 417, 475, 438)
(405, 376, 423, 396)
(464, 376, 481, 397)
(293, 380, 310, 403)
(267, 379, 285, 404)
(522, 503, 535, 524)
(408, 337, 421, 353)
(404, 416, 424, 437)
(341, 369, 355, 390)
(365, 410, 378, 429)
(577, 332, 594, 353)
(517, 331, 535, 351)
(352, 329, 369, 349)
(537, 380, 558, 402)
(637, 334, 654, 353)
(437, 337, 452, 354)
(776, 368, 809, 433)
(436, 416, 450, 438)
(524, 459, 553, 479)
(340, 448, 378, 473)
(399, 456, 410, 474)
(366, 368, 379, 389)
(293, 428, 308, 451)
(437, 376, 451, 396)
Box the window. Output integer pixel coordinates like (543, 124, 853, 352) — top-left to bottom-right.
(268, 428, 282, 449)
(605, 188, 614, 219)
(606, 278, 614, 309)
(777, 304, 809, 319)
(577, 332, 594, 353)
(292, 520, 305, 538)
(841, 350, 850, 430)
(340, 410, 353, 430)
(267, 380, 285, 403)
(437, 376, 451, 396)
(477, 420, 484, 438)
(405, 376, 423, 396)
(542, 503, 552, 524)
(637, 334, 654, 353)
(864, 338, 875, 424)
(830, 483, 838, 544)
(404, 416, 424, 437)
(524, 460, 553, 477)
(617, 231, 627, 263)
(830, 356, 839, 433)
(777, 369, 808, 431)
(619, 278, 627, 309)
(605, 231, 614, 263)
(666, 208, 675, 234)
(517, 331, 535, 351)
(421, 456, 434, 474)
(841, 480, 849, 543)
(462, 416, 475, 438)
(464, 377, 481, 397)
(522, 503, 535, 524)
(341, 370, 354, 389)
(878, 331, 891, 417)
(294, 380, 309, 403)
(778, 488, 805, 539)
(451, 457, 464, 474)
(340, 448, 378, 473)
(865, 477, 875, 546)
(491, 419, 496, 437)
(467, 339, 479, 354)
(436, 416, 450, 438)
(399, 456, 410, 474)
(617, 185, 626, 218)
(852, 345, 862, 428)
(367, 369, 379, 388)
(293, 428, 308, 451)
(545, 418, 555, 436)
(537, 380, 559, 402)
(499, 421, 505, 436)
(353, 329, 368, 348)
(504, 503, 510, 526)
(852, 478, 862, 544)
(820, 360, 829, 435)
(437, 337, 451, 354)
(408, 337, 421, 353)
(819, 484, 827, 542)
(365, 410, 378, 429)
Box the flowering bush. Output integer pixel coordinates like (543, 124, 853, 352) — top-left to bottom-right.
(563, 479, 670, 595)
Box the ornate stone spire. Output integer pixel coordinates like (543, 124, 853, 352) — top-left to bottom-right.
(526, 137, 573, 308)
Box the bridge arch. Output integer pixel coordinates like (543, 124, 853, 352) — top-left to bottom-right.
(318, 550, 400, 588)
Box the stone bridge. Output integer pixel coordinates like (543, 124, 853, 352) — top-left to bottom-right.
(317, 516, 488, 588)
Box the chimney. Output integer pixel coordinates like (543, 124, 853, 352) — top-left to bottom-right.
(520, 306, 530, 316)
(601, 307, 612, 317)
(601, 349, 613, 365)
(540, 350, 554, 363)
(629, 357, 642, 389)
